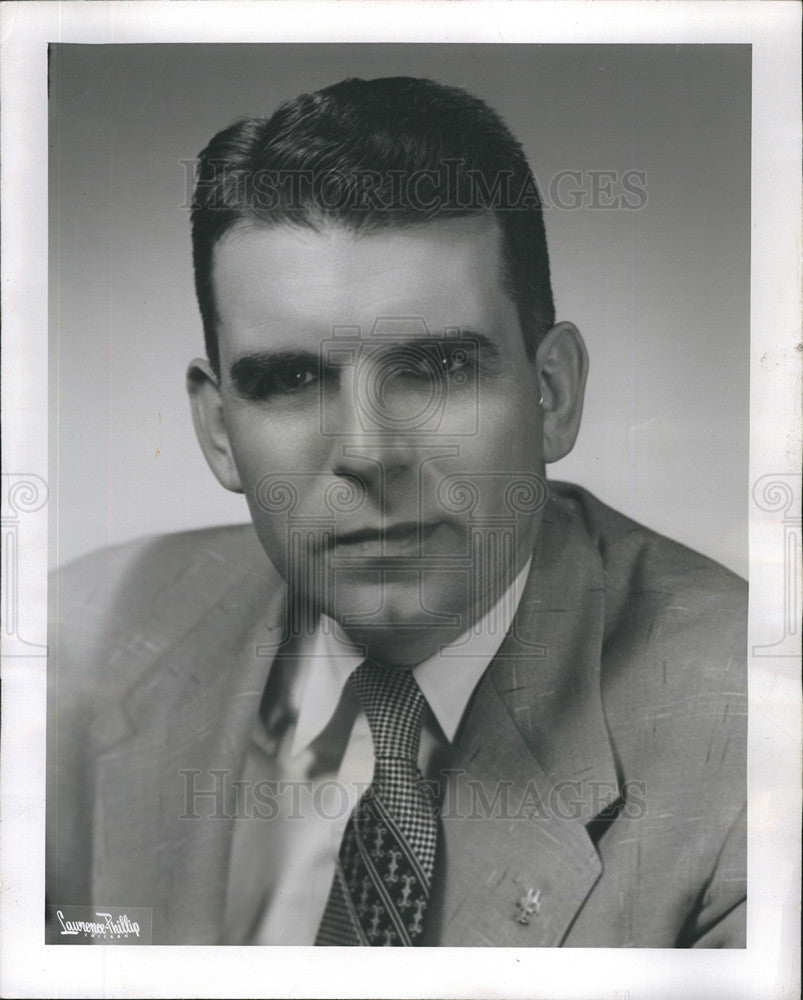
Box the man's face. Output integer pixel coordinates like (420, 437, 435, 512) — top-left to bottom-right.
(206, 214, 547, 664)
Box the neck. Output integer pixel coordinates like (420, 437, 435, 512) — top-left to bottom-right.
(345, 622, 467, 669)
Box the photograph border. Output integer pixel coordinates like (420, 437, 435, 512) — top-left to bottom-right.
(2, 3, 800, 998)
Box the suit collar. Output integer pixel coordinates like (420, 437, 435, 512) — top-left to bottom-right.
(488, 493, 619, 818)
(431, 492, 619, 945)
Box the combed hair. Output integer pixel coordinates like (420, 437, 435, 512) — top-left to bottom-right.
(191, 76, 555, 374)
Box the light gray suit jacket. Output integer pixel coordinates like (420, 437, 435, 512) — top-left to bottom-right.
(46, 483, 747, 946)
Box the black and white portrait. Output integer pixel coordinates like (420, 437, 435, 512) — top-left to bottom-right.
(1, 5, 799, 998)
(45, 42, 749, 948)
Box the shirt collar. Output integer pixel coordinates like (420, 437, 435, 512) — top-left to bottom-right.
(290, 556, 532, 756)
(414, 555, 531, 741)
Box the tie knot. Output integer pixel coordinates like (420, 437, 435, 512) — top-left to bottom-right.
(349, 660, 425, 762)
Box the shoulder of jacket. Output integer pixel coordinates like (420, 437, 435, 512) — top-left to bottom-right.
(50, 523, 264, 593)
(549, 480, 746, 634)
(551, 485, 746, 805)
(551, 479, 746, 735)
(48, 525, 280, 700)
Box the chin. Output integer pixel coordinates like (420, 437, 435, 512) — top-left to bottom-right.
(326, 570, 471, 664)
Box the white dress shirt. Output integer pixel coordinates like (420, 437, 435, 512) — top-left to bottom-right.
(221, 558, 531, 945)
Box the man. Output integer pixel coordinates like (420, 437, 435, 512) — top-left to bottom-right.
(46, 76, 746, 947)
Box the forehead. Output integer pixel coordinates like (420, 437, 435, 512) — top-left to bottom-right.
(211, 215, 519, 353)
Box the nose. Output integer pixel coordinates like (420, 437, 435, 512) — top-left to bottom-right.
(327, 365, 417, 501)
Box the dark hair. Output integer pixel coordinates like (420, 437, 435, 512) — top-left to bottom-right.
(191, 76, 555, 374)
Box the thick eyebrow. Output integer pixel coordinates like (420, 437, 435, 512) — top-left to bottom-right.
(388, 332, 501, 359)
(229, 351, 318, 383)
(228, 332, 501, 390)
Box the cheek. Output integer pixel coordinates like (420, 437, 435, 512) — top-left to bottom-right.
(455, 383, 544, 541)
(224, 406, 328, 488)
(221, 406, 334, 572)
(475, 383, 542, 466)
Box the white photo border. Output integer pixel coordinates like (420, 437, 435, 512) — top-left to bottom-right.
(1, 2, 800, 998)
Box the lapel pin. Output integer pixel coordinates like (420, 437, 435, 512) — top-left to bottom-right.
(514, 886, 542, 926)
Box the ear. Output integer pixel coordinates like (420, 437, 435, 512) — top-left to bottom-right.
(535, 322, 588, 464)
(186, 358, 244, 493)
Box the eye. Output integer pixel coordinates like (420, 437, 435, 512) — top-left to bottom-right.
(247, 361, 319, 400)
(381, 343, 476, 381)
(269, 362, 317, 393)
(433, 344, 477, 388)
(441, 345, 472, 378)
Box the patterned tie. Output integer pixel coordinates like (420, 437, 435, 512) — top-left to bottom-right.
(315, 660, 439, 946)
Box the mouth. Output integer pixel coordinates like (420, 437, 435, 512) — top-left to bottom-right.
(333, 521, 441, 554)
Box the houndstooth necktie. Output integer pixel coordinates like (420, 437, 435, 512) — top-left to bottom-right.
(315, 660, 439, 946)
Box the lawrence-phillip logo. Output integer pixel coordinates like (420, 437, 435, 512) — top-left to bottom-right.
(47, 905, 153, 945)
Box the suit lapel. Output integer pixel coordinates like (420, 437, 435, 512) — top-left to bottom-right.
(432, 495, 619, 946)
(90, 554, 287, 944)
(431, 674, 603, 946)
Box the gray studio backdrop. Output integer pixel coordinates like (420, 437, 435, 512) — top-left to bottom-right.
(48, 44, 750, 576)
